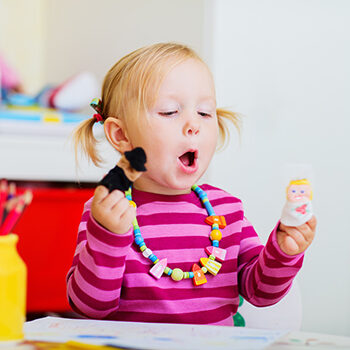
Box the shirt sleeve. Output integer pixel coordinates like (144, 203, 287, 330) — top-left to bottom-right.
(237, 217, 304, 307)
(66, 199, 133, 318)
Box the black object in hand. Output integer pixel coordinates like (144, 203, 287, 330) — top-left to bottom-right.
(99, 147, 147, 192)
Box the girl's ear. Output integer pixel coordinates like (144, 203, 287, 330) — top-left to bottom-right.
(104, 118, 132, 153)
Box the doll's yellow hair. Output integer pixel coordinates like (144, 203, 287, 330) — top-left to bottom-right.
(74, 42, 241, 166)
(287, 179, 313, 200)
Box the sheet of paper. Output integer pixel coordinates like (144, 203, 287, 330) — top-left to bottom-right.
(24, 316, 287, 350)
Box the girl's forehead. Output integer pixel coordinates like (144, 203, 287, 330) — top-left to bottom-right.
(155, 59, 215, 97)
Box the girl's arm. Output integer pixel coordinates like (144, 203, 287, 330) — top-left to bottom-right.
(66, 198, 133, 319)
(237, 218, 304, 307)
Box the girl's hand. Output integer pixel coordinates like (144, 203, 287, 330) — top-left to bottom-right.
(91, 186, 136, 234)
(276, 216, 317, 256)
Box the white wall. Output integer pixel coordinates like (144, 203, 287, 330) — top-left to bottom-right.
(209, 0, 350, 336)
(0, 0, 46, 93)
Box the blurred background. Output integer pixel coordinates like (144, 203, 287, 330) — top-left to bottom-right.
(0, 0, 349, 337)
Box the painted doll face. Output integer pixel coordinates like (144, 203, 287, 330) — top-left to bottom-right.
(287, 184, 312, 202)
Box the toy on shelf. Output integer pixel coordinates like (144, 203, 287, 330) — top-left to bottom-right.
(280, 178, 313, 227)
(2, 69, 98, 113)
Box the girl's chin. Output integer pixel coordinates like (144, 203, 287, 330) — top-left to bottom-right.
(133, 169, 204, 194)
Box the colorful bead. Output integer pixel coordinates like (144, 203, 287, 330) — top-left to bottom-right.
(200, 258, 222, 276)
(210, 229, 222, 241)
(192, 263, 207, 286)
(149, 258, 167, 279)
(132, 218, 138, 226)
(205, 215, 226, 228)
(205, 246, 227, 262)
(149, 254, 158, 263)
(128, 185, 226, 284)
(134, 236, 144, 245)
(171, 268, 184, 281)
(142, 248, 152, 258)
(203, 201, 215, 216)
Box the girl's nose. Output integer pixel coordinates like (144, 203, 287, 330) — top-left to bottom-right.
(183, 118, 200, 136)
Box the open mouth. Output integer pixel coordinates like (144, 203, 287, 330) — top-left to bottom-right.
(178, 150, 198, 174)
(179, 151, 196, 167)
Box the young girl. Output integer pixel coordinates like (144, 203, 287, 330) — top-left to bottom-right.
(67, 43, 316, 326)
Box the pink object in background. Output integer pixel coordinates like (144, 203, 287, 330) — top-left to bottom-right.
(0, 54, 21, 90)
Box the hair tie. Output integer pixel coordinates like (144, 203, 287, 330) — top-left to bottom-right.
(93, 113, 104, 123)
(90, 98, 104, 124)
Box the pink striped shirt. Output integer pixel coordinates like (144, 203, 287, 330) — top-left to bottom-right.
(66, 184, 304, 326)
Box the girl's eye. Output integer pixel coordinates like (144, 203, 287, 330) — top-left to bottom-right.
(292, 190, 296, 193)
(301, 190, 305, 193)
(198, 111, 211, 117)
(159, 111, 177, 117)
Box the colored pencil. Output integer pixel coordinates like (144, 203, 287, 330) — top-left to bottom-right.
(0, 190, 33, 236)
(2, 182, 17, 222)
(0, 179, 8, 224)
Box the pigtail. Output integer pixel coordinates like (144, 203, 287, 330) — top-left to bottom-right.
(216, 108, 242, 150)
(73, 117, 103, 167)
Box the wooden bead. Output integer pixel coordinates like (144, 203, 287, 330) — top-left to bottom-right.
(142, 248, 152, 258)
(200, 258, 222, 276)
(129, 201, 137, 208)
(205, 215, 226, 228)
(210, 229, 222, 241)
(149, 258, 167, 279)
(171, 268, 184, 281)
(205, 246, 227, 262)
(192, 264, 207, 286)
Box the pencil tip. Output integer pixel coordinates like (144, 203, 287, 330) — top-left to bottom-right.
(0, 179, 8, 191)
(24, 190, 33, 205)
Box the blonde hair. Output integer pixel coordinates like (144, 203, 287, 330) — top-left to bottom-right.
(287, 179, 313, 200)
(74, 42, 240, 166)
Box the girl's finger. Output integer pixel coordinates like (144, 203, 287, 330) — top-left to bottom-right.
(277, 231, 299, 255)
(93, 186, 109, 203)
(110, 196, 130, 215)
(100, 189, 124, 208)
(306, 215, 317, 232)
(283, 227, 306, 248)
(296, 223, 314, 243)
(119, 206, 137, 232)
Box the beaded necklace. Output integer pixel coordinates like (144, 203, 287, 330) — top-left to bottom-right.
(125, 185, 227, 286)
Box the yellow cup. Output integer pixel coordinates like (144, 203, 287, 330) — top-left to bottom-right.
(0, 234, 27, 340)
